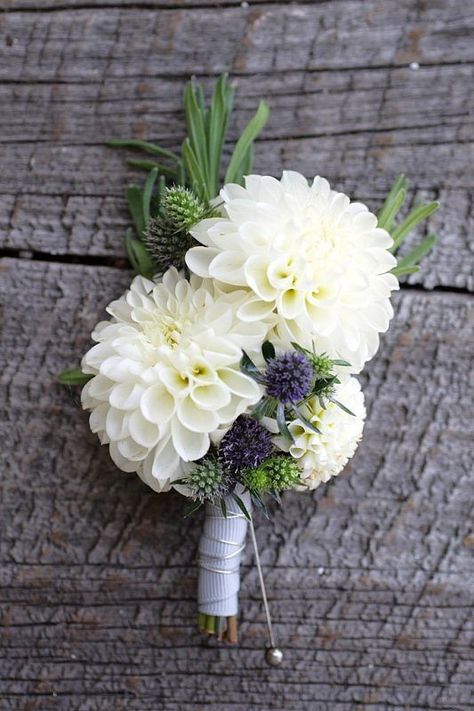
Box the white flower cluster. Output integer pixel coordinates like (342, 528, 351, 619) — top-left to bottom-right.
(188, 172, 398, 372)
(81, 269, 265, 491)
(82, 172, 398, 492)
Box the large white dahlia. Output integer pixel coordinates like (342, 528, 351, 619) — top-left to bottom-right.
(186, 172, 399, 372)
(81, 268, 266, 492)
(279, 377, 366, 490)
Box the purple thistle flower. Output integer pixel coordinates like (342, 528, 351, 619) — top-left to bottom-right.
(264, 351, 314, 404)
(219, 416, 273, 477)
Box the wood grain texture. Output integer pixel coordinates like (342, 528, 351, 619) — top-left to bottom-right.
(0, 0, 473, 708)
(0, 260, 473, 710)
(0, 2, 473, 289)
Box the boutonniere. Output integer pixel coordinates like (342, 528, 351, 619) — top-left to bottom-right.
(59, 74, 439, 664)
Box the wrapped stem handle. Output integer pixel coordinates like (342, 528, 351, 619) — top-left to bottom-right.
(197, 491, 251, 617)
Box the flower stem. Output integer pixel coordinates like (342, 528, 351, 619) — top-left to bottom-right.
(198, 612, 206, 633)
(226, 615, 238, 644)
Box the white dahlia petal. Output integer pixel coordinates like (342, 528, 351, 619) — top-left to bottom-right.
(109, 382, 144, 410)
(171, 419, 209, 461)
(191, 172, 399, 371)
(140, 384, 175, 424)
(128, 410, 161, 448)
(279, 377, 366, 490)
(81, 268, 264, 491)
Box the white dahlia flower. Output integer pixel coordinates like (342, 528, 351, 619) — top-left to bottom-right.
(81, 268, 266, 492)
(278, 377, 366, 490)
(186, 172, 399, 372)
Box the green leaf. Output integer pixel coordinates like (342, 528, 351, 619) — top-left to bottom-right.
(56, 368, 92, 386)
(377, 174, 408, 229)
(184, 499, 203, 518)
(391, 201, 440, 251)
(393, 233, 437, 272)
(106, 139, 179, 163)
(239, 144, 254, 179)
(207, 74, 234, 197)
(329, 398, 356, 417)
(232, 493, 251, 520)
(124, 228, 155, 277)
(276, 402, 294, 443)
(142, 167, 158, 225)
(184, 81, 210, 192)
(261, 340, 276, 362)
(251, 396, 276, 420)
(220, 497, 228, 518)
(126, 158, 177, 179)
(182, 138, 209, 203)
(240, 351, 265, 382)
(225, 100, 269, 184)
(331, 359, 351, 367)
(127, 185, 146, 236)
(391, 265, 420, 277)
(378, 187, 406, 232)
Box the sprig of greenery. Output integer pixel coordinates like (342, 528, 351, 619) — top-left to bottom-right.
(56, 368, 92, 386)
(378, 174, 440, 278)
(109, 75, 269, 278)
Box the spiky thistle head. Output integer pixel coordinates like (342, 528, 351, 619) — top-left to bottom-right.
(143, 215, 193, 274)
(218, 416, 273, 478)
(308, 352, 335, 380)
(264, 351, 314, 404)
(187, 458, 232, 503)
(162, 186, 207, 231)
(242, 454, 300, 494)
(144, 187, 208, 275)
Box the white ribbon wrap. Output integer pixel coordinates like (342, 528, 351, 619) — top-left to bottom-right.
(197, 490, 251, 617)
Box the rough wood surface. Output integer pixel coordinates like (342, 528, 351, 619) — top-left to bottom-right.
(0, 1, 473, 709)
(0, 2, 473, 289)
(0, 258, 473, 710)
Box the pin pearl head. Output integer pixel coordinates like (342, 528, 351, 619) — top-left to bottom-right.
(265, 647, 284, 666)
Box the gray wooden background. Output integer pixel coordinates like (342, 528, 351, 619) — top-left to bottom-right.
(0, 1, 473, 709)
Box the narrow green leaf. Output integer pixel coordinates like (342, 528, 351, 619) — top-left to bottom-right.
(142, 167, 159, 225)
(220, 497, 228, 518)
(225, 100, 269, 184)
(377, 174, 408, 227)
(182, 138, 209, 202)
(240, 351, 265, 383)
(378, 188, 406, 232)
(56, 368, 92, 386)
(125, 229, 155, 277)
(276, 402, 294, 443)
(127, 185, 146, 236)
(394, 233, 437, 271)
(232, 493, 251, 520)
(126, 158, 177, 179)
(184, 81, 209, 190)
(391, 201, 440, 251)
(106, 139, 179, 163)
(239, 144, 254, 179)
(251, 396, 276, 420)
(329, 398, 356, 417)
(391, 265, 420, 277)
(262, 340, 276, 362)
(207, 74, 233, 197)
(184, 499, 203, 518)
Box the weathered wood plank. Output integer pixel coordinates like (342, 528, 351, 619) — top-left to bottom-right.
(1, 2, 473, 83)
(0, 258, 473, 709)
(0, 6, 472, 290)
(1, 64, 472, 144)
(1, 136, 471, 289)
